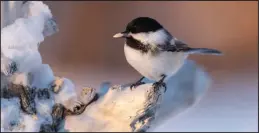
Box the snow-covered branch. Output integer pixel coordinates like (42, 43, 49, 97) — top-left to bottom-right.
(1, 1, 211, 132)
(63, 59, 210, 132)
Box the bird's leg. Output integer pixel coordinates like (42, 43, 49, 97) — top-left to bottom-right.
(130, 76, 145, 90)
(152, 75, 167, 92)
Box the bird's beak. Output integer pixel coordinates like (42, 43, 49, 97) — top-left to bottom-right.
(113, 31, 129, 38)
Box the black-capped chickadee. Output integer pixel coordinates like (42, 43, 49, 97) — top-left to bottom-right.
(113, 17, 222, 91)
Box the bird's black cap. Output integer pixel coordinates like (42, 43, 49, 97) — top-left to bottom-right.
(125, 17, 163, 34)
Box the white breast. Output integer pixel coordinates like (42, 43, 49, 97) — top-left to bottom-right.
(124, 44, 188, 82)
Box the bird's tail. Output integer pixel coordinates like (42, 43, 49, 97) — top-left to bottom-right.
(185, 48, 223, 55)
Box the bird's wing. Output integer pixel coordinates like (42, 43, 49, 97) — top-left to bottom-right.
(158, 39, 222, 55)
(157, 39, 191, 52)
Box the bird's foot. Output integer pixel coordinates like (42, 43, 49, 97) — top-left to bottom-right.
(130, 81, 146, 90)
(152, 81, 167, 93)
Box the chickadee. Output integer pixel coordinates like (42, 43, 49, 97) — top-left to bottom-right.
(113, 17, 222, 91)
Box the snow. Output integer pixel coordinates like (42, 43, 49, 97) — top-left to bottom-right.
(9, 73, 30, 87)
(29, 64, 55, 89)
(1, 98, 21, 131)
(18, 114, 42, 132)
(1, 97, 55, 132)
(54, 78, 81, 111)
(34, 95, 55, 127)
(1, 1, 55, 75)
(1, 55, 16, 76)
(0, 97, 43, 132)
(1, 1, 60, 132)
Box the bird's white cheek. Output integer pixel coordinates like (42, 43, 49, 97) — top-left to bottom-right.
(130, 29, 168, 46)
(130, 33, 149, 45)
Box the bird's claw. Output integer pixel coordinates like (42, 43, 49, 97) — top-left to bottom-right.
(130, 82, 145, 90)
(152, 82, 167, 93)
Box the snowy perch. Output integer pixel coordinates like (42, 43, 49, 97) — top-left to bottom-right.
(63, 60, 210, 132)
(1, 1, 211, 132)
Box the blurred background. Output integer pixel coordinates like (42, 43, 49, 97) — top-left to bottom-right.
(2, 1, 258, 132)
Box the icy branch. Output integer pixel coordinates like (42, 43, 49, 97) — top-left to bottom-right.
(1, 1, 211, 132)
